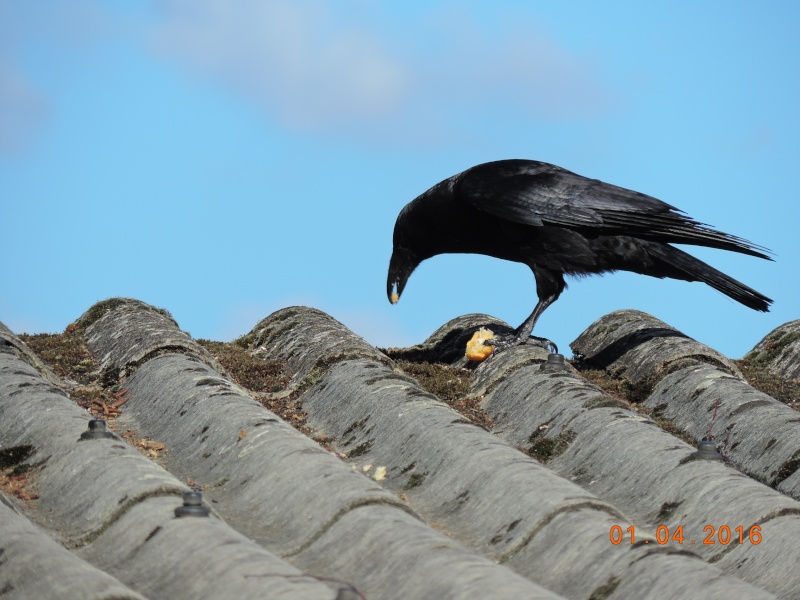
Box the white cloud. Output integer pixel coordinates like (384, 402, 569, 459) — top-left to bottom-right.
(0, 0, 126, 154)
(0, 61, 49, 155)
(150, 0, 411, 130)
(413, 9, 620, 120)
(147, 1, 621, 140)
(0, 1, 622, 151)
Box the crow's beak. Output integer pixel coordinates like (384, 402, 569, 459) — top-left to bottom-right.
(387, 274, 405, 304)
(387, 247, 417, 305)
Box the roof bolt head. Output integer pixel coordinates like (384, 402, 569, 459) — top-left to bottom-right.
(543, 353, 567, 370)
(175, 491, 211, 517)
(79, 419, 116, 441)
(691, 439, 723, 461)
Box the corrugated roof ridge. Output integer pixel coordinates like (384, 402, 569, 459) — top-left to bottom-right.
(0, 329, 343, 599)
(78, 297, 228, 378)
(81, 300, 561, 600)
(261, 309, 777, 600)
(746, 319, 800, 380)
(0, 493, 146, 600)
(570, 309, 744, 386)
(463, 341, 800, 599)
(645, 365, 800, 500)
(244, 306, 393, 386)
(562, 309, 800, 503)
(0, 321, 66, 389)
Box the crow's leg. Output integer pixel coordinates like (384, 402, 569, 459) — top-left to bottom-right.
(486, 267, 564, 354)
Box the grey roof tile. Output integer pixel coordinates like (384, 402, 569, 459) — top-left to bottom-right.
(465, 339, 800, 598)
(562, 308, 800, 501)
(80, 298, 227, 378)
(2, 297, 798, 599)
(570, 309, 743, 386)
(645, 366, 800, 499)
(747, 320, 800, 380)
(0, 496, 145, 600)
(258, 306, 778, 600)
(247, 306, 393, 385)
(0, 321, 349, 599)
(80, 301, 563, 600)
(0, 321, 64, 389)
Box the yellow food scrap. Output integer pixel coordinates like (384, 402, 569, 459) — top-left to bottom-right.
(390, 291, 399, 304)
(466, 327, 495, 361)
(374, 466, 387, 481)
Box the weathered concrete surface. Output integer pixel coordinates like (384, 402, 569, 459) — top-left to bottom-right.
(0, 321, 64, 388)
(119, 354, 414, 557)
(77, 495, 342, 600)
(260, 310, 777, 600)
(84, 301, 564, 600)
(469, 343, 800, 599)
(0, 324, 342, 599)
(746, 320, 800, 380)
(6, 298, 795, 600)
(570, 309, 742, 388)
(80, 297, 226, 377)
(0, 496, 145, 600)
(245, 306, 392, 385)
(290, 503, 560, 600)
(645, 365, 800, 500)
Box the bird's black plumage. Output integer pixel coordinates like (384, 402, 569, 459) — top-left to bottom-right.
(387, 159, 773, 352)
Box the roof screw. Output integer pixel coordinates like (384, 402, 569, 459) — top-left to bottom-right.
(543, 353, 567, 370)
(175, 491, 211, 517)
(79, 419, 116, 441)
(691, 439, 723, 461)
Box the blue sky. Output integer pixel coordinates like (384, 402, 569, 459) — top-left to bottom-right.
(1, 1, 798, 358)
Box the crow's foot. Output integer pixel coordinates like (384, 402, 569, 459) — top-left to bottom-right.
(528, 336, 559, 354)
(485, 333, 558, 355)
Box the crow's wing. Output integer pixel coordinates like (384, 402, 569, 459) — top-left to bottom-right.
(457, 159, 771, 258)
(459, 159, 685, 229)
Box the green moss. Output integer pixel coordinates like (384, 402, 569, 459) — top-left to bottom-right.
(75, 298, 176, 330)
(342, 418, 369, 437)
(75, 298, 130, 329)
(0, 445, 34, 471)
(772, 450, 800, 486)
(405, 472, 428, 490)
(734, 359, 800, 406)
(348, 440, 373, 458)
(744, 330, 800, 369)
(588, 577, 620, 600)
(572, 367, 633, 401)
(527, 429, 577, 463)
(295, 366, 326, 394)
(19, 331, 99, 385)
(656, 500, 683, 521)
(258, 320, 297, 349)
(394, 359, 493, 428)
(196, 340, 289, 393)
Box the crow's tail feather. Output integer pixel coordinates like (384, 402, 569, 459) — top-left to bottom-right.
(650, 244, 772, 312)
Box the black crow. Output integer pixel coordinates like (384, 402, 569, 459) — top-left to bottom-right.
(387, 159, 772, 353)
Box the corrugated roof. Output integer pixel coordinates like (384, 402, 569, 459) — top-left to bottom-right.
(1, 298, 798, 599)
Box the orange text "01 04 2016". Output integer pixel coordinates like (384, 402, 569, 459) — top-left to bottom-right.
(609, 524, 762, 546)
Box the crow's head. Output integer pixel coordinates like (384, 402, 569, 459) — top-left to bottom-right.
(387, 246, 420, 305)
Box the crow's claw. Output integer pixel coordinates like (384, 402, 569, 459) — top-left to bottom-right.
(529, 336, 558, 354)
(482, 333, 558, 355)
